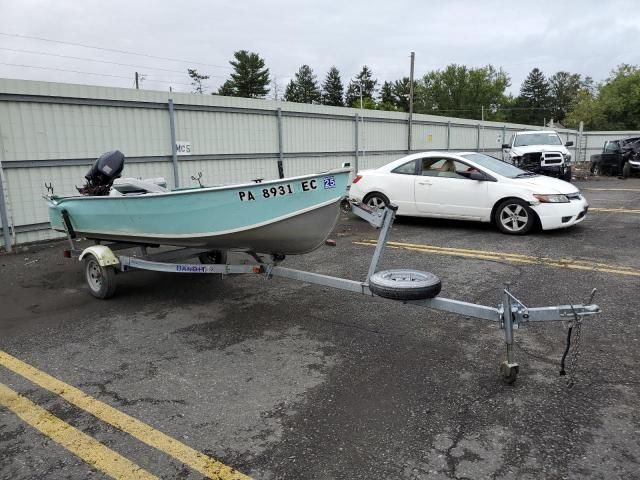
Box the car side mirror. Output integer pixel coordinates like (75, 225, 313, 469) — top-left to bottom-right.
(501, 143, 510, 149)
(565, 141, 574, 147)
(469, 171, 486, 181)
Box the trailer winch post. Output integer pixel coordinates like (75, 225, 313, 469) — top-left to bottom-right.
(365, 205, 396, 282)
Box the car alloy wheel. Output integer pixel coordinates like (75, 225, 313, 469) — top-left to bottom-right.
(364, 193, 389, 211)
(498, 203, 530, 233)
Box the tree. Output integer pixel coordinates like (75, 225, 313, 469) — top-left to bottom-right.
(377, 78, 413, 112)
(414, 64, 510, 120)
(283, 65, 321, 103)
(597, 64, 640, 129)
(217, 79, 235, 96)
(188, 68, 210, 94)
(510, 68, 550, 125)
(564, 89, 605, 130)
(548, 71, 584, 123)
(221, 50, 270, 98)
(566, 64, 640, 130)
(378, 81, 397, 111)
(321, 66, 344, 106)
(345, 65, 378, 107)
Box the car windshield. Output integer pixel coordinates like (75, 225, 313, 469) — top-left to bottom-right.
(514, 133, 562, 146)
(460, 153, 536, 178)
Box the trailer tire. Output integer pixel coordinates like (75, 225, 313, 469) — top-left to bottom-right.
(84, 255, 117, 299)
(368, 269, 441, 300)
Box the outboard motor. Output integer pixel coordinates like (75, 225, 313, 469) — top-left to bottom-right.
(77, 150, 125, 196)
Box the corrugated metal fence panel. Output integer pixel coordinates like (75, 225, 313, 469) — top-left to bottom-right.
(361, 119, 406, 151)
(449, 125, 480, 150)
(0, 102, 170, 161)
(412, 123, 448, 150)
(4, 165, 89, 225)
(479, 126, 506, 153)
(176, 111, 278, 155)
(359, 153, 405, 170)
(282, 116, 354, 153)
(283, 155, 350, 177)
(178, 158, 280, 188)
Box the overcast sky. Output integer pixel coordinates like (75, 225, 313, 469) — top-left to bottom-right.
(1, 0, 639, 97)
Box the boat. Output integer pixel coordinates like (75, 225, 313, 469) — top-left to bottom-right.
(47, 151, 351, 255)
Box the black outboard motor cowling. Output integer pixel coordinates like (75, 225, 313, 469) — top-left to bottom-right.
(77, 150, 125, 196)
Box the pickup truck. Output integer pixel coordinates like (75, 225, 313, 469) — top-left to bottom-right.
(589, 137, 640, 178)
(502, 130, 574, 182)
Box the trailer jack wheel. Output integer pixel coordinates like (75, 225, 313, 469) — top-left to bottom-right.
(500, 361, 519, 385)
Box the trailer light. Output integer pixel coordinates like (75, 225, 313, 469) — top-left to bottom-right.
(63, 250, 72, 258)
(352, 175, 363, 184)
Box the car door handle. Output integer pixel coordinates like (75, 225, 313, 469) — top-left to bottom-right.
(418, 180, 432, 185)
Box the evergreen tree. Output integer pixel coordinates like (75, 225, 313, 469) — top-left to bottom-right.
(392, 77, 411, 112)
(512, 68, 550, 125)
(187, 68, 210, 94)
(217, 79, 235, 96)
(548, 71, 584, 123)
(283, 65, 321, 103)
(223, 50, 270, 98)
(378, 81, 396, 110)
(321, 66, 344, 106)
(345, 66, 378, 107)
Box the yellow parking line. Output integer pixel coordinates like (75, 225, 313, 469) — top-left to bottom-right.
(590, 207, 640, 214)
(583, 188, 640, 192)
(0, 351, 250, 480)
(355, 240, 640, 277)
(0, 382, 158, 480)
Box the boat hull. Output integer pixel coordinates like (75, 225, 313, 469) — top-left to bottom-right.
(48, 169, 350, 255)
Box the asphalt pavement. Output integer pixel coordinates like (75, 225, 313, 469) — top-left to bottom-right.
(1, 177, 638, 479)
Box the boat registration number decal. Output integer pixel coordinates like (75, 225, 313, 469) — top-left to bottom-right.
(323, 176, 336, 189)
(238, 178, 326, 202)
(238, 184, 295, 202)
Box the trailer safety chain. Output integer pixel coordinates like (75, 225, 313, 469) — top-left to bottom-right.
(559, 305, 583, 388)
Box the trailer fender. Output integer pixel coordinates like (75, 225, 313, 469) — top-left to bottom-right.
(78, 245, 120, 267)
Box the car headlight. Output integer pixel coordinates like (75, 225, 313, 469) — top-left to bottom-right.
(533, 194, 569, 203)
(563, 152, 572, 162)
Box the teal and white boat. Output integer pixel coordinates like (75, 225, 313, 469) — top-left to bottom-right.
(47, 152, 350, 255)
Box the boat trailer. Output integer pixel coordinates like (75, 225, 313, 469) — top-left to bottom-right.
(61, 203, 600, 384)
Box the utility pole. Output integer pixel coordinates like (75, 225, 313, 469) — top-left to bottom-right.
(135, 72, 139, 90)
(408, 51, 415, 153)
(481, 105, 484, 122)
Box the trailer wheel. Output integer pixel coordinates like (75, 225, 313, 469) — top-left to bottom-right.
(84, 255, 116, 299)
(368, 269, 441, 300)
(199, 250, 227, 264)
(622, 162, 631, 178)
(500, 362, 519, 385)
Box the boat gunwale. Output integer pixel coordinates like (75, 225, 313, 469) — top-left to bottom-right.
(48, 167, 352, 204)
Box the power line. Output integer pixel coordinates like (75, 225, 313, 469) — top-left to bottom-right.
(0, 47, 228, 78)
(0, 62, 193, 87)
(0, 32, 233, 70)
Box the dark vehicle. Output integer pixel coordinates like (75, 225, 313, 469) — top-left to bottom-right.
(590, 138, 640, 178)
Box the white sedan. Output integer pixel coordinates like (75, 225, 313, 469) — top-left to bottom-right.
(349, 152, 589, 234)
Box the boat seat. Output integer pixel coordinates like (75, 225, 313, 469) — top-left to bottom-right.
(110, 177, 168, 196)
